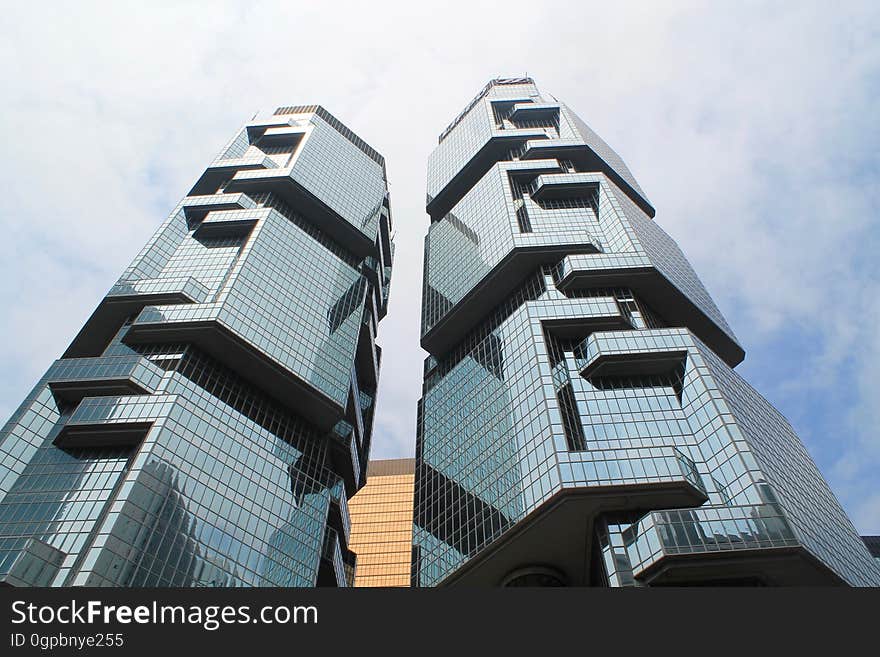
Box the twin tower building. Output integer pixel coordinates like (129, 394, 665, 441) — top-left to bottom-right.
(1, 79, 877, 587)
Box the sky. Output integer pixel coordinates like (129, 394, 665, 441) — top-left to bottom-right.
(0, 1, 878, 532)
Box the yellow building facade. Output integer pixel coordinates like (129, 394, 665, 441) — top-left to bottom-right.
(348, 458, 415, 587)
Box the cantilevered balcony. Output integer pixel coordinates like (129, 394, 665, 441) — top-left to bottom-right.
(520, 139, 655, 218)
(556, 256, 745, 367)
(257, 125, 307, 147)
(529, 172, 598, 202)
(181, 193, 256, 222)
(63, 276, 210, 358)
(224, 167, 376, 259)
(575, 334, 688, 379)
(623, 506, 846, 586)
(421, 235, 604, 356)
(107, 276, 210, 305)
(245, 116, 301, 139)
(437, 446, 708, 587)
(426, 128, 552, 220)
(503, 158, 563, 179)
(192, 208, 266, 239)
(47, 355, 165, 405)
(53, 393, 177, 449)
(188, 157, 278, 196)
(123, 303, 344, 431)
(508, 102, 561, 122)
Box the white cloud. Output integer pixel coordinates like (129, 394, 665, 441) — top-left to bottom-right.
(1, 1, 878, 531)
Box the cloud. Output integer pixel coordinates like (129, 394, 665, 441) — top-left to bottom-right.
(0, 1, 878, 532)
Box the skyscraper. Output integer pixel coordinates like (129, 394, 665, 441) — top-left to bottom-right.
(0, 106, 393, 587)
(413, 78, 880, 587)
(348, 458, 415, 587)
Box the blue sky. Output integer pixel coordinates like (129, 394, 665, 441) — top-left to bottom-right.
(0, 1, 878, 532)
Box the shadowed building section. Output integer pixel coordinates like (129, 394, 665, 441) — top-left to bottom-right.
(348, 458, 415, 587)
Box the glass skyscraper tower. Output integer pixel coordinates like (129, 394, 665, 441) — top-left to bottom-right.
(0, 106, 392, 587)
(413, 78, 879, 587)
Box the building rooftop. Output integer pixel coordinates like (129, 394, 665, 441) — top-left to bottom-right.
(366, 457, 416, 477)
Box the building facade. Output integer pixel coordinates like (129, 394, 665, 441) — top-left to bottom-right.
(413, 78, 880, 587)
(0, 106, 393, 587)
(348, 458, 415, 587)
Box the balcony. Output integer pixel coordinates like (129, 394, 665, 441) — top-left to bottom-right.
(503, 158, 563, 179)
(52, 393, 176, 449)
(181, 193, 256, 222)
(622, 505, 846, 586)
(123, 303, 344, 431)
(439, 446, 707, 587)
(257, 125, 306, 147)
(47, 355, 164, 405)
(426, 128, 552, 220)
(519, 139, 656, 219)
(189, 157, 278, 196)
(107, 276, 210, 304)
(224, 168, 376, 259)
(192, 208, 267, 239)
(529, 173, 598, 202)
(508, 102, 560, 122)
(63, 277, 210, 358)
(557, 259, 746, 367)
(574, 331, 688, 379)
(245, 117, 299, 139)
(421, 237, 604, 357)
